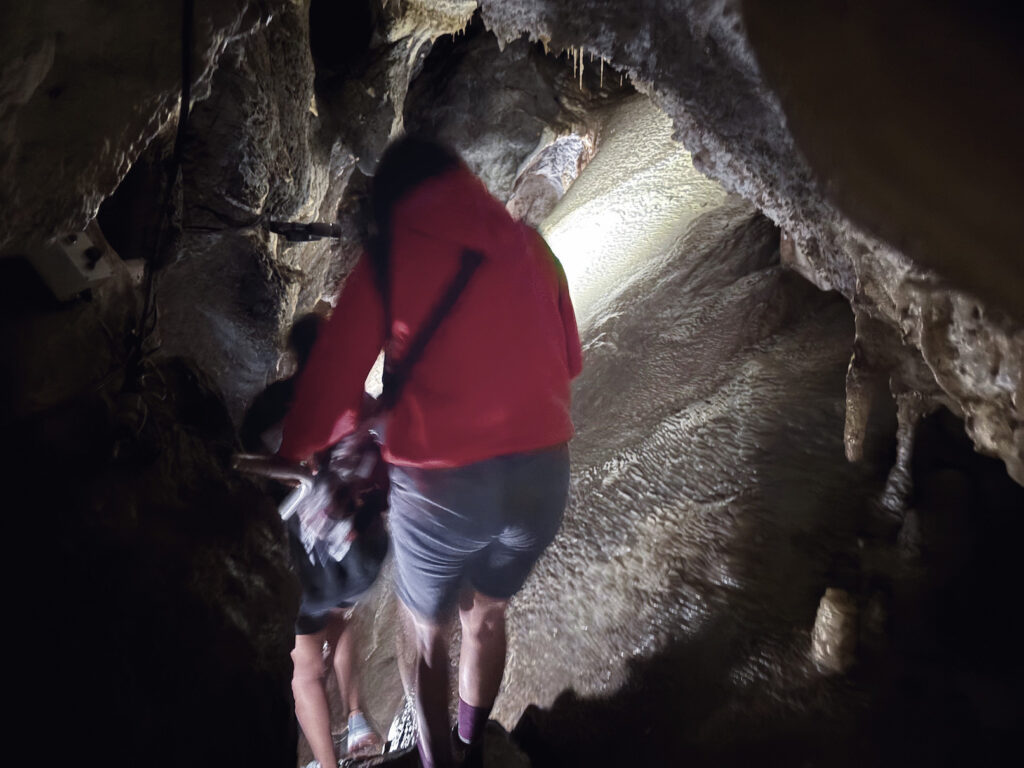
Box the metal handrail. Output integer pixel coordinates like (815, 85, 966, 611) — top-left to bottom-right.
(232, 453, 315, 521)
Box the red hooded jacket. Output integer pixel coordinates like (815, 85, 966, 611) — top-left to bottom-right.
(279, 165, 582, 468)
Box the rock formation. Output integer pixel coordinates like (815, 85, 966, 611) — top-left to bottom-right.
(2, 1, 1022, 766)
(478, 0, 1024, 493)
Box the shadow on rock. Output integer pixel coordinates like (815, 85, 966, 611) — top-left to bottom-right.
(8, 352, 300, 767)
(511, 609, 871, 768)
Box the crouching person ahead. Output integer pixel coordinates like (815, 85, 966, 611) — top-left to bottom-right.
(242, 314, 386, 768)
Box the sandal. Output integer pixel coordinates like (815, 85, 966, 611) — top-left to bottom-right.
(346, 711, 384, 759)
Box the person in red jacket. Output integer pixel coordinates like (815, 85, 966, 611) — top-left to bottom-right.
(280, 135, 582, 768)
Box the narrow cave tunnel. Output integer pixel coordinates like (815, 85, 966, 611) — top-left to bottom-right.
(2, 2, 1023, 767)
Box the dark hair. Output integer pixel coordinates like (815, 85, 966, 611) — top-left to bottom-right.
(370, 134, 461, 233)
(288, 313, 323, 370)
(366, 134, 461, 307)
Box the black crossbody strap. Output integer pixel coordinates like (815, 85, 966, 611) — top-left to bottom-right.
(378, 248, 484, 413)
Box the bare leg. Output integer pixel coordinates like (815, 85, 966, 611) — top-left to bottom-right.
(329, 608, 384, 757)
(292, 632, 337, 768)
(404, 603, 455, 768)
(328, 609, 361, 716)
(396, 601, 418, 697)
(458, 590, 509, 707)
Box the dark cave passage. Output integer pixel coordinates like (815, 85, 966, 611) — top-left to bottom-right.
(309, 0, 376, 80)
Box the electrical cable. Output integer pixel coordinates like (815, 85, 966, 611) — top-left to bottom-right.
(128, 0, 194, 378)
(124, 0, 344, 383)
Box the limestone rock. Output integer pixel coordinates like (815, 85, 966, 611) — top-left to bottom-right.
(486, 102, 884, 766)
(407, 31, 580, 201)
(316, 0, 477, 176)
(478, 0, 1024, 485)
(811, 588, 858, 674)
(741, 0, 1024, 322)
(156, 229, 297, 423)
(506, 133, 594, 226)
(156, 3, 329, 423)
(5, 347, 299, 766)
(182, 5, 324, 230)
(0, 248, 137, 420)
(0, 0, 281, 253)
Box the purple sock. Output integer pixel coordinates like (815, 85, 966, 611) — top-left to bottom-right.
(457, 698, 492, 745)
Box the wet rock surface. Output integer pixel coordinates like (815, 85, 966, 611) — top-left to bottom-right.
(812, 588, 859, 675)
(496, 131, 1024, 767)
(1, 265, 299, 765)
(0, 0, 281, 253)
(405, 19, 617, 202)
(506, 133, 593, 227)
(500, 175, 882, 767)
(741, 0, 1024, 320)
(155, 3, 329, 423)
(478, 0, 1024, 493)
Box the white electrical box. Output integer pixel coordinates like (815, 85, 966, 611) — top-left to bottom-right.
(27, 229, 113, 301)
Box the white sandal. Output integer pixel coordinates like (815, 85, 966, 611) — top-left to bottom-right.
(346, 711, 383, 759)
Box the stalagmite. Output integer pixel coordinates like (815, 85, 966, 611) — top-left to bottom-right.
(811, 588, 858, 674)
(600, 57, 604, 88)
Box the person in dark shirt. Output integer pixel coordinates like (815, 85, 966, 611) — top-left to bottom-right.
(242, 313, 384, 767)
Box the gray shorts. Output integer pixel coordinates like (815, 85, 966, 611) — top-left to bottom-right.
(388, 443, 570, 620)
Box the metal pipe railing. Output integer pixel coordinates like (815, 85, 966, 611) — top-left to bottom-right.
(232, 453, 315, 520)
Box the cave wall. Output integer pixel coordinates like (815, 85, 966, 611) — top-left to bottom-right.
(12, 1, 1017, 484)
(741, 0, 1024, 319)
(495, 95, 1024, 764)
(156, 2, 333, 423)
(405, 20, 603, 202)
(478, 0, 1024, 485)
(2, 6, 314, 764)
(0, 0, 280, 254)
(154, 0, 600, 422)
(508, 185, 880, 768)
(484, 93, 873, 765)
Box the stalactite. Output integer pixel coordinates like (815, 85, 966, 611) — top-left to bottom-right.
(881, 391, 930, 516)
(844, 344, 873, 463)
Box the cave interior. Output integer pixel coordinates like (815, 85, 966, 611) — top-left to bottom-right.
(2, 1, 1023, 766)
